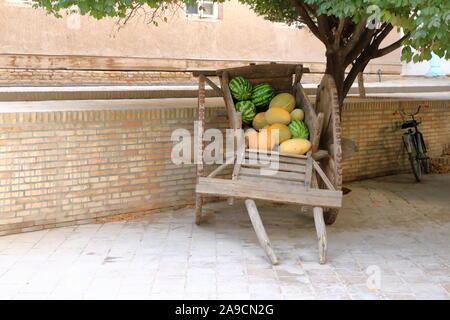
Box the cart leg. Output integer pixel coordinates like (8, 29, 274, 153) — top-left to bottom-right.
(313, 206, 327, 264)
(195, 194, 204, 225)
(245, 199, 278, 265)
(195, 74, 206, 225)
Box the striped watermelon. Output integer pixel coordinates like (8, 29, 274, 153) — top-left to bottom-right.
(251, 83, 275, 109)
(288, 120, 309, 140)
(229, 77, 253, 101)
(235, 101, 256, 125)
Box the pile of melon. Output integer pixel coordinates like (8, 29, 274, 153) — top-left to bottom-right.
(229, 76, 311, 155)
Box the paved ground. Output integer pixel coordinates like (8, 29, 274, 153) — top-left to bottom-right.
(0, 173, 449, 300)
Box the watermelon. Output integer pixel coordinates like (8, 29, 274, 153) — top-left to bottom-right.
(235, 101, 256, 125)
(251, 83, 275, 109)
(229, 77, 252, 101)
(288, 120, 309, 139)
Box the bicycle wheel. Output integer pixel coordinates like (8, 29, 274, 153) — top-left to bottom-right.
(415, 131, 431, 174)
(421, 157, 431, 174)
(409, 154, 422, 182)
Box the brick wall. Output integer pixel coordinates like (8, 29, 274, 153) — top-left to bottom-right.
(0, 98, 448, 235)
(0, 68, 194, 85)
(0, 68, 403, 85)
(0, 106, 228, 236)
(0, 55, 402, 86)
(341, 99, 449, 181)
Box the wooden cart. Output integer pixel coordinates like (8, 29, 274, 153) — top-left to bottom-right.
(194, 64, 343, 264)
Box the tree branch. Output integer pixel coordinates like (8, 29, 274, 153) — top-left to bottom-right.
(342, 23, 404, 99)
(343, 53, 371, 97)
(290, 0, 327, 44)
(317, 14, 332, 45)
(374, 33, 410, 58)
(332, 17, 347, 50)
(369, 24, 394, 50)
(344, 28, 376, 65)
(343, 19, 368, 56)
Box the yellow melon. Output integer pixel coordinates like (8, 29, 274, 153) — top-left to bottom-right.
(258, 128, 277, 151)
(252, 112, 268, 130)
(264, 107, 291, 125)
(290, 109, 304, 121)
(279, 138, 311, 155)
(245, 129, 259, 149)
(268, 123, 291, 143)
(269, 93, 296, 112)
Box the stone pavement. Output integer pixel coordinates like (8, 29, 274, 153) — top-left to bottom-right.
(0, 173, 449, 300)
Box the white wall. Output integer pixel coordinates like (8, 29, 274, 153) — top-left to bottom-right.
(402, 57, 450, 76)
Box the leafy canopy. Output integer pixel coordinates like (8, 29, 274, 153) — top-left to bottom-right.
(33, 0, 449, 63)
(240, 0, 449, 62)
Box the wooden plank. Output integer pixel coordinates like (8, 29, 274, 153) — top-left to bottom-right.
(313, 206, 327, 264)
(232, 145, 245, 180)
(246, 77, 293, 93)
(242, 161, 306, 174)
(315, 75, 336, 155)
(192, 71, 218, 77)
(228, 142, 245, 206)
(195, 74, 206, 225)
(245, 199, 279, 265)
(240, 167, 305, 181)
(205, 77, 223, 96)
(310, 170, 328, 264)
(221, 71, 238, 130)
(217, 64, 300, 79)
(207, 162, 232, 178)
(313, 160, 336, 191)
(196, 177, 342, 208)
(312, 150, 329, 161)
(310, 112, 324, 153)
(246, 149, 308, 160)
(295, 82, 315, 120)
(293, 65, 304, 87)
(304, 151, 313, 189)
(245, 152, 308, 165)
(237, 175, 306, 186)
(316, 74, 343, 197)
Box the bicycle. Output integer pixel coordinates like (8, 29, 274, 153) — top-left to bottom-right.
(394, 105, 430, 182)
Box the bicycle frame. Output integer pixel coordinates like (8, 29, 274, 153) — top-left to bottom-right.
(403, 129, 426, 157)
(397, 105, 428, 156)
(395, 104, 430, 181)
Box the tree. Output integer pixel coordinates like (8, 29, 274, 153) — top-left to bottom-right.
(33, 0, 449, 107)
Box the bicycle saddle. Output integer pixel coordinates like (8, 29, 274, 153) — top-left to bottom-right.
(401, 120, 419, 129)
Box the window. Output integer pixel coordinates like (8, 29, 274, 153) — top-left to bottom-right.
(185, 0, 219, 19)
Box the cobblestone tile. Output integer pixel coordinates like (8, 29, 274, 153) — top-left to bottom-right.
(0, 174, 448, 299)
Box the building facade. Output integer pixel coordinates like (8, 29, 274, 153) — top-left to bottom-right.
(0, 0, 402, 85)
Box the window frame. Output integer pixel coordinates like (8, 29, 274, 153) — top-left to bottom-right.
(185, 0, 219, 20)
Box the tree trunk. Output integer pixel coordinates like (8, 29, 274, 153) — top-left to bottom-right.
(325, 54, 346, 109)
(325, 55, 370, 112)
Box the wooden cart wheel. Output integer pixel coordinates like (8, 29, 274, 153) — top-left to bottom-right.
(315, 75, 343, 225)
(323, 208, 339, 225)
